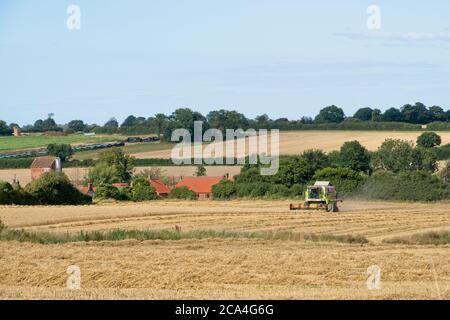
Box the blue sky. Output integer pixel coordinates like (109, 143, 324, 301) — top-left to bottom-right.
(1, 0, 450, 125)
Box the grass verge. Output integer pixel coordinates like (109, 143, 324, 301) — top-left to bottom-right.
(0, 224, 368, 245)
(383, 231, 450, 245)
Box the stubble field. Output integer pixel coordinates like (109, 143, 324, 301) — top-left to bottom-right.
(1, 200, 450, 299)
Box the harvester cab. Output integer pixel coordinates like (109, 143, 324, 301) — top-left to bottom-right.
(290, 181, 342, 212)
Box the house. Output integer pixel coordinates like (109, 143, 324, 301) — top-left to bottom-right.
(30, 156, 62, 180)
(176, 176, 223, 200)
(149, 179, 171, 197)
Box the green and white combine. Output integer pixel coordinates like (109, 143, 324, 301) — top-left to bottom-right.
(289, 181, 343, 212)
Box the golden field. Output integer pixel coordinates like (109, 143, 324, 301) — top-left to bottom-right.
(131, 130, 450, 159)
(1, 200, 450, 299)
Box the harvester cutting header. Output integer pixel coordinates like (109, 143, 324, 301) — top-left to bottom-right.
(290, 181, 342, 212)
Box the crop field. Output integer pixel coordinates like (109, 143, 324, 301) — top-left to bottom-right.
(0, 134, 126, 152)
(131, 130, 450, 159)
(1, 200, 450, 299)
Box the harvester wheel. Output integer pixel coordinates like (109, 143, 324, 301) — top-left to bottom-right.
(326, 203, 338, 213)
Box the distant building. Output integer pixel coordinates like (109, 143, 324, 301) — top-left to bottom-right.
(77, 183, 96, 197)
(149, 179, 171, 197)
(13, 127, 22, 137)
(30, 156, 62, 180)
(176, 176, 223, 200)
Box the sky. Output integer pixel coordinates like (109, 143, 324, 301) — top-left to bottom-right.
(1, 0, 450, 126)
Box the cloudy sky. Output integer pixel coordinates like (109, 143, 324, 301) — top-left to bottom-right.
(1, 0, 450, 125)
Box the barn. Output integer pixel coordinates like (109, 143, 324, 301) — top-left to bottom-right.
(149, 179, 171, 197)
(176, 176, 223, 200)
(30, 156, 62, 180)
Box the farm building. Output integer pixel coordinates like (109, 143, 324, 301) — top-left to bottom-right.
(176, 176, 223, 200)
(30, 156, 62, 180)
(77, 183, 96, 197)
(13, 127, 22, 137)
(149, 179, 171, 197)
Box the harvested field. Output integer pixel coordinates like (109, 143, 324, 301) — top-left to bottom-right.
(1, 200, 450, 299)
(131, 130, 450, 159)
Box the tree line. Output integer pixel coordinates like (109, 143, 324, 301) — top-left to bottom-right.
(1, 102, 450, 137)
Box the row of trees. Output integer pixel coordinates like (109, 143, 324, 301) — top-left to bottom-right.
(2, 102, 449, 137)
(212, 132, 450, 201)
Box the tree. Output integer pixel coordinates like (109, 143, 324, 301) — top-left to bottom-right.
(372, 139, 437, 173)
(206, 109, 249, 130)
(313, 167, 365, 195)
(353, 108, 373, 121)
(153, 113, 168, 138)
(87, 162, 120, 185)
(382, 108, 404, 122)
(42, 117, 60, 131)
(314, 105, 345, 123)
(169, 186, 197, 200)
(104, 118, 119, 128)
(195, 165, 206, 176)
(338, 141, 371, 173)
(130, 177, 157, 201)
(25, 172, 91, 205)
(401, 102, 432, 124)
(416, 132, 442, 148)
(272, 151, 329, 187)
(371, 109, 382, 122)
(68, 120, 86, 132)
(94, 184, 125, 200)
(212, 180, 236, 199)
(89, 148, 135, 184)
(121, 115, 138, 127)
(429, 106, 446, 122)
(47, 144, 74, 162)
(0, 120, 13, 136)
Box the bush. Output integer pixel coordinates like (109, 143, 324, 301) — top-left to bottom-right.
(94, 184, 128, 201)
(0, 181, 14, 204)
(212, 180, 236, 199)
(169, 186, 197, 200)
(417, 132, 442, 148)
(130, 178, 157, 201)
(25, 172, 91, 205)
(313, 167, 365, 196)
(250, 183, 272, 197)
(359, 170, 449, 201)
(289, 184, 305, 197)
(269, 184, 290, 197)
(337, 141, 371, 173)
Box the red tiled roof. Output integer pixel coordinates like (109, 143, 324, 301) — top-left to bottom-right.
(176, 176, 223, 194)
(31, 157, 57, 169)
(149, 179, 171, 194)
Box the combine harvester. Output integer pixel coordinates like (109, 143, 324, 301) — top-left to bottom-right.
(290, 181, 342, 212)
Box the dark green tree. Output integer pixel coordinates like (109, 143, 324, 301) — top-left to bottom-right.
(416, 132, 442, 148)
(47, 144, 74, 162)
(353, 108, 373, 121)
(314, 105, 345, 123)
